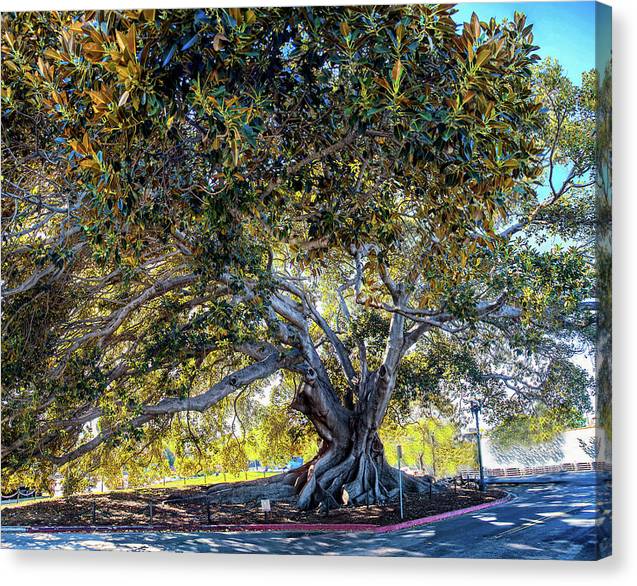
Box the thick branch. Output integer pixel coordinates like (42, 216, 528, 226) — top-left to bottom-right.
(43, 349, 301, 466)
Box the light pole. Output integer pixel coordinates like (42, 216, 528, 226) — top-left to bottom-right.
(470, 400, 485, 491)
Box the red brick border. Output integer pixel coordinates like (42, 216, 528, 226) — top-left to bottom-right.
(373, 493, 512, 533)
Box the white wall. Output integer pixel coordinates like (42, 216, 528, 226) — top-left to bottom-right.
(481, 426, 610, 470)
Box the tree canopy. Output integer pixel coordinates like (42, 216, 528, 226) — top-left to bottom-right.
(1, 6, 601, 506)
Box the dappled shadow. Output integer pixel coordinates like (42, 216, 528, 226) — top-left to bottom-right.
(2, 473, 610, 560)
(2, 483, 502, 529)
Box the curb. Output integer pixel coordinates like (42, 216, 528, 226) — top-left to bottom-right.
(23, 522, 377, 534)
(6, 493, 512, 536)
(372, 493, 512, 533)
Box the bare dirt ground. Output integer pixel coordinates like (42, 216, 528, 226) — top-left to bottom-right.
(1, 482, 505, 528)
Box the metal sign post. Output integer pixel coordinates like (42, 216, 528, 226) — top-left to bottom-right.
(397, 444, 404, 519)
(470, 400, 486, 492)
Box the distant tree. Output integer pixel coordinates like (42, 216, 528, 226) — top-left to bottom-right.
(381, 417, 475, 478)
(489, 405, 584, 451)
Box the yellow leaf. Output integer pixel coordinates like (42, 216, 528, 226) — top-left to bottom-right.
(229, 7, 242, 25)
(375, 77, 390, 90)
(68, 139, 84, 154)
(127, 24, 137, 57)
(391, 59, 403, 83)
(475, 46, 491, 68)
(115, 65, 130, 80)
(462, 90, 475, 106)
(340, 21, 351, 36)
(79, 159, 100, 171)
(115, 30, 127, 53)
(470, 12, 480, 38)
(232, 140, 239, 165)
(44, 48, 60, 61)
(213, 33, 228, 52)
(88, 89, 108, 105)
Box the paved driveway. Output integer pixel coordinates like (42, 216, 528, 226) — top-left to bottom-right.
(1, 472, 611, 560)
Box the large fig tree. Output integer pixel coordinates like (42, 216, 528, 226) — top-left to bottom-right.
(1, 6, 598, 508)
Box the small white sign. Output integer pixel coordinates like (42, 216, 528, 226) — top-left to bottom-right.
(53, 474, 63, 497)
(260, 499, 271, 512)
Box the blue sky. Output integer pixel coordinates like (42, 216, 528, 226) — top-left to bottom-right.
(453, 2, 600, 83)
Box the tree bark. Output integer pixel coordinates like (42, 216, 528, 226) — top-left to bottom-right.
(288, 365, 433, 510)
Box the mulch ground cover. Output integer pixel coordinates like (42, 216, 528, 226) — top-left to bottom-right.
(1, 482, 505, 529)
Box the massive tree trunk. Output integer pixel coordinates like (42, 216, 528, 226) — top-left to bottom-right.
(192, 283, 436, 511)
(288, 364, 433, 510)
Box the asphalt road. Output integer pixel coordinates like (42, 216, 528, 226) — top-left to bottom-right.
(1, 472, 611, 560)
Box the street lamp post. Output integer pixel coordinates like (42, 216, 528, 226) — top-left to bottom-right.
(470, 400, 485, 491)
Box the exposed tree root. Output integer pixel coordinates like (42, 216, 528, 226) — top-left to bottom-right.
(194, 450, 435, 511)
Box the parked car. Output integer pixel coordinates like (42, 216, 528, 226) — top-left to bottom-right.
(286, 456, 303, 470)
(248, 460, 262, 471)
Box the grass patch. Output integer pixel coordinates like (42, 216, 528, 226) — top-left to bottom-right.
(1, 471, 279, 510)
(158, 471, 278, 489)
